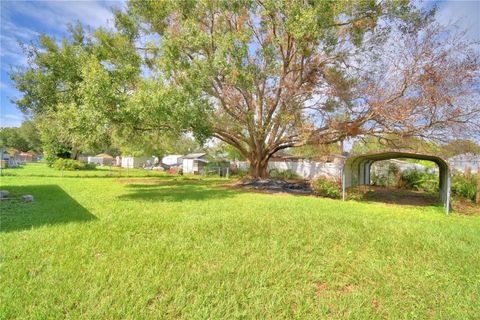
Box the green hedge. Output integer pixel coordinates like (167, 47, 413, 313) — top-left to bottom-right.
(53, 158, 96, 171)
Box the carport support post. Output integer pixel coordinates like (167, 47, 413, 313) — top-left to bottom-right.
(445, 171, 451, 215)
(476, 168, 480, 204)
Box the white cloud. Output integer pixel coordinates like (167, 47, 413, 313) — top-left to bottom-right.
(0, 113, 24, 127)
(2, 0, 124, 30)
(434, 0, 480, 41)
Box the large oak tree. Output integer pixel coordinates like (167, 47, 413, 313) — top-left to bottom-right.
(115, 0, 479, 177)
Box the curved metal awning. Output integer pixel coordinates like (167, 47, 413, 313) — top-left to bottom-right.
(342, 151, 451, 214)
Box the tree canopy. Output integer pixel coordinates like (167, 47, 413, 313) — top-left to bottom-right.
(0, 121, 41, 153)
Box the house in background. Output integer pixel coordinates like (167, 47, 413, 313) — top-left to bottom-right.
(0, 149, 15, 168)
(182, 153, 208, 174)
(15, 151, 34, 163)
(121, 156, 151, 168)
(88, 154, 114, 166)
(162, 155, 183, 168)
(449, 153, 480, 172)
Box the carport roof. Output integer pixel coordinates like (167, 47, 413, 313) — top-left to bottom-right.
(345, 150, 448, 168)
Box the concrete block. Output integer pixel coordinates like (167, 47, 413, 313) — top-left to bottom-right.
(0, 190, 9, 198)
(22, 195, 34, 202)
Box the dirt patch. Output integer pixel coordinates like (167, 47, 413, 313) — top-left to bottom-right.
(358, 186, 439, 206)
(314, 282, 356, 297)
(451, 197, 480, 216)
(352, 186, 479, 215)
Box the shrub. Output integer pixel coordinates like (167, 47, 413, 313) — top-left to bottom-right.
(370, 162, 400, 186)
(53, 158, 86, 171)
(311, 176, 342, 199)
(268, 168, 301, 179)
(400, 169, 438, 192)
(451, 172, 477, 202)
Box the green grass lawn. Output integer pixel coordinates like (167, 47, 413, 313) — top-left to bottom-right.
(1, 162, 169, 178)
(1, 164, 479, 319)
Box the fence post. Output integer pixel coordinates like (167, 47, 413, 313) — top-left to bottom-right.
(226, 167, 229, 179)
(477, 167, 480, 204)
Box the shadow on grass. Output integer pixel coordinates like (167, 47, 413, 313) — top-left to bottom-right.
(0, 185, 96, 233)
(1, 172, 173, 179)
(122, 178, 230, 188)
(118, 182, 237, 203)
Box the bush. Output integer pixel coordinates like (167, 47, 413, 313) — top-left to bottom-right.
(451, 172, 477, 202)
(311, 176, 342, 199)
(53, 158, 86, 171)
(400, 169, 438, 192)
(268, 168, 301, 179)
(370, 162, 400, 186)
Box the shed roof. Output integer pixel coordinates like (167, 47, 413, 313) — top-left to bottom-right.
(184, 153, 206, 159)
(345, 150, 449, 169)
(95, 153, 113, 158)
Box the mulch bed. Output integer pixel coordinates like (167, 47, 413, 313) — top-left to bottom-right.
(236, 179, 314, 195)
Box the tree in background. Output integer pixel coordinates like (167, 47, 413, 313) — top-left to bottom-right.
(17, 121, 42, 153)
(113, 130, 200, 158)
(0, 121, 41, 153)
(441, 140, 480, 158)
(288, 143, 342, 160)
(11, 23, 211, 160)
(0, 127, 29, 152)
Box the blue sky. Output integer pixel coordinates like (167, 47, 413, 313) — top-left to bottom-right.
(1, 0, 479, 127)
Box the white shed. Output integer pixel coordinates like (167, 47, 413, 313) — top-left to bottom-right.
(87, 154, 114, 166)
(121, 156, 151, 168)
(182, 153, 208, 174)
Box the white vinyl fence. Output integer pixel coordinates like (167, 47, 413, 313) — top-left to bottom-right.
(448, 154, 480, 172)
(235, 160, 343, 180)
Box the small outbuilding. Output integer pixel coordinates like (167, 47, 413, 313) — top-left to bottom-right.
(182, 153, 208, 174)
(162, 155, 184, 168)
(121, 156, 151, 169)
(88, 154, 114, 166)
(16, 152, 34, 163)
(342, 151, 451, 214)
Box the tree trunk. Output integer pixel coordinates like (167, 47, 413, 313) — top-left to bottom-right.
(249, 158, 269, 179)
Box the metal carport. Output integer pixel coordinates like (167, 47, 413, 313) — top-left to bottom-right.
(342, 151, 451, 214)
